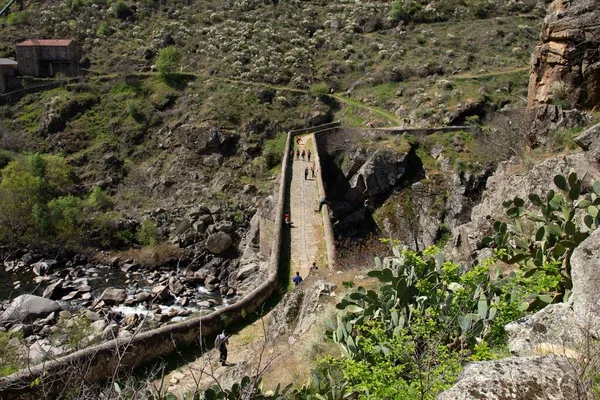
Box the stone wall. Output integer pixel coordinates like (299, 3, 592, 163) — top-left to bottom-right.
(312, 131, 337, 269)
(0, 133, 294, 398)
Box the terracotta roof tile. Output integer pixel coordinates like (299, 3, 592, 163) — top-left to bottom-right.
(17, 39, 74, 47)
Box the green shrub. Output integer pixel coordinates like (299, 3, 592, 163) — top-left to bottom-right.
(137, 218, 158, 246)
(48, 195, 84, 244)
(96, 21, 110, 36)
(86, 186, 114, 211)
(65, 0, 85, 12)
(112, 0, 133, 20)
(156, 46, 182, 85)
(5, 11, 28, 26)
(0, 331, 24, 377)
(263, 133, 287, 169)
(309, 82, 329, 98)
(127, 100, 145, 123)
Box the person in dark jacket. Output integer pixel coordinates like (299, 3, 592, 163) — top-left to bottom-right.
(215, 331, 229, 366)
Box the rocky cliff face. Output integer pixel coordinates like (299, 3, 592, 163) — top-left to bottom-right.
(445, 149, 600, 265)
(528, 0, 600, 109)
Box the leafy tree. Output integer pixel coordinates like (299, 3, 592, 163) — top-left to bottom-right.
(136, 218, 158, 246)
(156, 46, 182, 84)
(112, 0, 133, 20)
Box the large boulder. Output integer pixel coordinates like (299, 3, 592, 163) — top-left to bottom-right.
(437, 356, 578, 400)
(570, 228, 600, 335)
(505, 303, 582, 357)
(206, 231, 233, 254)
(173, 124, 225, 154)
(99, 288, 127, 305)
(575, 121, 600, 162)
(528, 0, 600, 109)
(0, 295, 61, 325)
(347, 148, 409, 200)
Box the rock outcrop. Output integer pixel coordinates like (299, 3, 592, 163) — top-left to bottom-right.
(267, 280, 336, 339)
(437, 356, 578, 400)
(441, 218, 600, 399)
(528, 0, 600, 109)
(0, 295, 61, 324)
(445, 153, 600, 264)
(570, 228, 600, 335)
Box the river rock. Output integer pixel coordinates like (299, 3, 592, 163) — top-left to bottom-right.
(42, 279, 64, 299)
(0, 295, 61, 325)
(136, 291, 152, 303)
(236, 263, 258, 281)
(152, 285, 169, 300)
(31, 261, 52, 276)
(437, 356, 578, 400)
(102, 323, 119, 340)
(206, 232, 233, 254)
(216, 221, 235, 233)
(168, 277, 184, 295)
(99, 287, 127, 305)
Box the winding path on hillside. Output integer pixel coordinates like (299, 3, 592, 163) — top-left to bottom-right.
(289, 134, 327, 279)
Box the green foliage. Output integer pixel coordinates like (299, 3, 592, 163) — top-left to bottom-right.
(96, 21, 110, 36)
(308, 83, 329, 98)
(5, 11, 29, 26)
(156, 46, 182, 85)
(48, 195, 84, 244)
(483, 172, 600, 299)
(137, 218, 158, 246)
(0, 154, 78, 246)
(65, 0, 86, 12)
(202, 375, 291, 399)
(112, 0, 133, 20)
(263, 133, 287, 169)
(86, 186, 114, 211)
(0, 331, 24, 377)
(290, 366, 351, 399)
(127, 100, 146, 123)
(390, 0, 497, 23)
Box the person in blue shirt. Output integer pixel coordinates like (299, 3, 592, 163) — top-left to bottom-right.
(292, 271, 303, 286)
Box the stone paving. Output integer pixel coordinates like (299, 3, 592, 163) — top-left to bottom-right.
(289, 134, 325, 280)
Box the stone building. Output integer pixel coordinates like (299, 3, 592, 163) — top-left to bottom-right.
(0, 58, 18, 93)
(16, 39, 79, 78)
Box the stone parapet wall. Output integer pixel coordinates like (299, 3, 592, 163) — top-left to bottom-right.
(312, 131, 337, 269)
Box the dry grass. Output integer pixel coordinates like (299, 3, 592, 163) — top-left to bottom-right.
(112, 242, 183, 267)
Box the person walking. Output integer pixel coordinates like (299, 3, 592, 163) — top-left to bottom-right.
(310, 261, 318, 272)
(290, 149, 294, 161)
(304, 166, 309, 180)
(307, 150, 312, 162)
(317, 197, 331, 212)
(292, 271, 303, 286)
(301, 150, 306, 161)
(215, 330, 229, 366)
(311, 164, 316, 178)
(296, 149, 300, 160)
